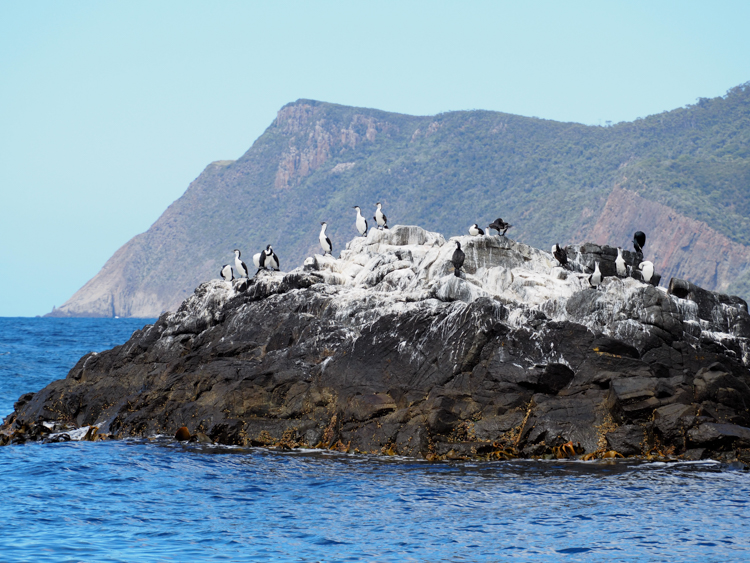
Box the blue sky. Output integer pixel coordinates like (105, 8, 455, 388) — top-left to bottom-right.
(1, 1, 749, 316)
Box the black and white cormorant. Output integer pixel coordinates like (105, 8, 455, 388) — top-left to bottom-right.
(234, 249, 249, 278)
(488, 218, 512, 236)
(319, 222, 333, 255)
(552, 244, 568, 266)
(615, 248, 627, 277)
(469, 224, 485, 236)
(589, 261, 602, 289)
(374, 202, 388, 230)
(638, 260, 655, 283)
(451, 241, 465, 277)
(353, 206, 368, 237)
(259, 245, 280, 271)
(633, 231, 646, 255)
(220, 264, 234, 281)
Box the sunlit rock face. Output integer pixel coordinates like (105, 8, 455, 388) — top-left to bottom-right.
(5, 227, 750, 462)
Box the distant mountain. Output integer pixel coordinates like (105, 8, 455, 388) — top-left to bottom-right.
(48, 83, 750, 317)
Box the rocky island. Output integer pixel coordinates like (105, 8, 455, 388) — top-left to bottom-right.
(4, 227, 750, 463)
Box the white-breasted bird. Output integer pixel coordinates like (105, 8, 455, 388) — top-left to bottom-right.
(234, 249, 249, 278)
(259, 245, 280, 271)
(353, 206, 368, 237)
(220, 264, 234, 281)
(615, 248, 627, 277)
(469, 224, 485, 236)
(374, 202, 388, 230)
(638, 260, 655, 283)
(589, 261, 602, 289)
(319, 222, 333, 255)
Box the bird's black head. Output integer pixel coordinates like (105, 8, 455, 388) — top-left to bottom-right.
(321, 221, 327, 226)
(266, 244, 272, 251)
(455, 241, 461, 249)
(234, 249, 241, 257)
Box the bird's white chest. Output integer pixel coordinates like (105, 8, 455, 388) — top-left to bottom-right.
(641, 263, 654, 281)
(235, 256, 246, 277)
(319, 229, 330, 250)
(356, 214, 367, 233)
(591, 267, 602, 285)
(615, 255, 626, 275)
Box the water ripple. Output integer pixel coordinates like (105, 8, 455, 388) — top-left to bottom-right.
(2, 318, 750, 561)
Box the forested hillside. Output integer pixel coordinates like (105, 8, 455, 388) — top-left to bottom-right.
(49, 83, 750, 317)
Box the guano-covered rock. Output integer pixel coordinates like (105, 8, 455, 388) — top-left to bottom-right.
(4, 226, 750, 462)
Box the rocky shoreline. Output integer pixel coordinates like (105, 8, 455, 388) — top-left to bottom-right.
(3, 226, 750, 464)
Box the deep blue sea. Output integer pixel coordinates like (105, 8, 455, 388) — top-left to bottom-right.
(1, 317, 749, 562)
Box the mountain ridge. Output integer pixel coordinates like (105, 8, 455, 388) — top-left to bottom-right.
(48, 83, 750, 317)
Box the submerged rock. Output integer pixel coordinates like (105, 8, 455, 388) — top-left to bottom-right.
(4, 226, 750, 462)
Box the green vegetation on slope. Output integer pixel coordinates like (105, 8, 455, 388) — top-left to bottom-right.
(55, 82, 750, 314)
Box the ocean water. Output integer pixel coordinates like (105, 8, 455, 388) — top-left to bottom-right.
(1, 318, 749, 562)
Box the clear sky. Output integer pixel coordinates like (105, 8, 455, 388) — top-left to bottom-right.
(1, 1, 749, 317)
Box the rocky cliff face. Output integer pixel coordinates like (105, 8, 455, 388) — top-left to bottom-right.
(8, 227, 750, 462)
(47, 87, 750, 318)
(590, 186, 750, 294)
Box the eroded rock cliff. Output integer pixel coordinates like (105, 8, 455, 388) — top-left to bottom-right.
(7, 227, 750, 462)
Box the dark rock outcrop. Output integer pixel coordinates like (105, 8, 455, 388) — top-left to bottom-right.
(5, 226, 750, 462)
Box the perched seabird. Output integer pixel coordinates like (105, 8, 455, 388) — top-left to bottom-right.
(633, 231, 646, 255)
(638, 260, 655, 283)
(374, 202, 388, 230)
(589, 261, 602, 289)
(552, 244, 568, 266)
(234, 249, 249, 278)
(469, 224, 485, 236)
(220, 264, 234, 281)
(615, 248, 627, 277)
(488, 218, 512, 236)
(259, 245, 280, 271)
(353, 206, 368, 237)
(319, 222, 333, 255)
(451, 241, 465, 277)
